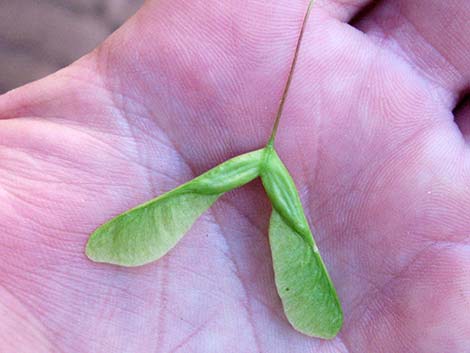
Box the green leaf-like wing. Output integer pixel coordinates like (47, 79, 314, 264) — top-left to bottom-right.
(86, 148, 265, 267)
(269, 210, 343, 339)
(86, 190, 220, 267)
(261, 147, 343, 338)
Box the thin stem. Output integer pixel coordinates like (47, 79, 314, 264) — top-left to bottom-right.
(267, 0, 314, 147)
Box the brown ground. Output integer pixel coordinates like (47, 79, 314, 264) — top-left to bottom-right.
(0, 0, 143, 93)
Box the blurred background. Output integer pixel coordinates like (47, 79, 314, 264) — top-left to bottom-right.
(0, 0, 144, 94)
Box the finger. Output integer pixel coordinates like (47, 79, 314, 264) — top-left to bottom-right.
(454, 96, 470, 143)
(352, 0, 470, 103)
(315, 0, 375, 22)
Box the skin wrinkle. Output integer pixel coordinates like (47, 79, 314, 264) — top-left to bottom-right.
(175, 263, 225, 286)
(160, 306, 201, 330)
(155, 257, 170, 352)
(5, 202, 74, 238)
(20, 275, 152, 351)
(338, 274, 383, 321)
(4, 226, 162, 344)
(249, 294, 285, 322)
(312, 171, 366, 242)
(217, 195, 266, 236)
(94, 48, 161, 197)
(1, 124, 133, 179)
(314, 127, 459, 349)
(291, 135, 316, 238)
(50, 268, 151, 302)
(65, 274, 153, 305)
(0, 220, 84, 244)
(2, 231, 79, 256)
(349, 120, 442, 228)
(185, 221, 238, 267)
(3, 171, 147, 191)
(210, 208, 264, 353)
(169, 314, 216, 353)
(142, 113, 197, 178)
(106, 89, 157, 197)
(359, 3, 466, 106)
(391, 254, 460, 351)
(36, 121, 141, 165)
(2, 186, 48, 211)
(301, 45, 377, 240)
(433, 238, 470, 247)
(60, 69, 117, 106)
(4, 93, 189, 190)
(197, 201, 287, 324)
(99, 71, 167, 195)
(395, 4, 465, 87)
(341, 298, 386, 351)
(347, 241, 436, 324)
(205, 213, 264, 242)
(17, 216, 88, 240)
(308, 162, 362, 227)
(371, 17, 449, 95)
(173, 251, 285, 327)
(345, 243, 466, 352)
(326, 47, 381, 218)
(333, 254, 383, 291)
(126, 0, 296, 161)
(0, 282, 60, 352)
(0, 284, 55, 352)
(302, 115, 322, 222)
(28, 274, 121, 310)
(0, 158, 66, 184)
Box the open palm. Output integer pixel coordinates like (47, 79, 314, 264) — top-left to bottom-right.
(1, 0, 469, 352)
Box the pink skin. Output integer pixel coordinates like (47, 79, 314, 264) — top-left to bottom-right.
(0, 0, 469, 351)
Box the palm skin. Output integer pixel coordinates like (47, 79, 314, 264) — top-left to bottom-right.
(1, 0, 469, 352)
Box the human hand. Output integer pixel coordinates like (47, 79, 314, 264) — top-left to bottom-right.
(0, 0, 469, 352)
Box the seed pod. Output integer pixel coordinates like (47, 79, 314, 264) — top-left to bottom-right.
(260, 147, 311, 243)
(86, 149, 264, 267)
(261, 147, 343, 338)
(189, 148, 264, 194)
